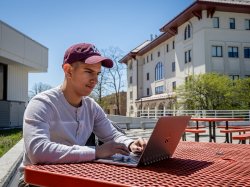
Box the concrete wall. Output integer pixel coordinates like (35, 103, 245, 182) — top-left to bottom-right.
(0, 101, 25, 128)
(108, 115, 157, 129)
(7, 64, 29, 102)
(0, 20, 48, 128)
(0, 20, 48, 72)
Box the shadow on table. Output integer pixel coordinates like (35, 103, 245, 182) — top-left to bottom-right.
(142, 157, 213, 176)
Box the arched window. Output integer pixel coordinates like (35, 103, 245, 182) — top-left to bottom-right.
(130, 105, 134, 114)
(184, 24, 192, 40)
(155, 62, 163, 81)
(157, 103, 164, 116)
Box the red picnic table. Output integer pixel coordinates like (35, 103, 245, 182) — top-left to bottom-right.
(24, 141, 250, 187)
(191, 117, 244, 143)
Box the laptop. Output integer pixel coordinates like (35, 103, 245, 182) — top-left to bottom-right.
(94, 116, 191, 167)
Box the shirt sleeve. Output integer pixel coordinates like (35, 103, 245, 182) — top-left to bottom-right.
(23, 97, 96, 165)
(91, 100, 134, 147)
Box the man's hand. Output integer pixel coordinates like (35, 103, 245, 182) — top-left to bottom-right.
(129, 137, 147, 154)
(95, 141, 130, 159)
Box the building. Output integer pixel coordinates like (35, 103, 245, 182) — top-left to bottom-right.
(0, 20, 48, 128)
(102, 91, 127, 116)
(119, 0, 250, 117)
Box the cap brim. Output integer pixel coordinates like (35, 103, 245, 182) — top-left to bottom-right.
(85, 56, 113, 68)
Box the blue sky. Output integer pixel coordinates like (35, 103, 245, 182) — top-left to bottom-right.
(0, 0, 194, 91)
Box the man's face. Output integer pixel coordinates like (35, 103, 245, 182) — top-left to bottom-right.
(66, 61, 101, 96)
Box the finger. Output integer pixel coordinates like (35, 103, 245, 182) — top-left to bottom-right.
(118, 143, 130, 151)
(116, 149, 130, 156)
(137, 138, 147, 149)
(142, 139, 148, 149)
(134, 146, 143, 152)
(115, 143, 130, 153)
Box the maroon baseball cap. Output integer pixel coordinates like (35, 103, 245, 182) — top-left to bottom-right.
(63, 43, 113, 68)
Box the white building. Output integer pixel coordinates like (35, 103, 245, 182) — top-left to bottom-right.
(0, 20, 48, 128)
(120, 0, 250, 117)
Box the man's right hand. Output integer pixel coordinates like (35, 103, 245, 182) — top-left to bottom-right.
(95, 141, 130, 159)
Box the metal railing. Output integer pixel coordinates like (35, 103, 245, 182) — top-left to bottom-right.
(136, 110, 250, 120)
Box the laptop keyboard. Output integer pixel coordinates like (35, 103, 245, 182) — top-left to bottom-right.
(113, 153, 140, 163)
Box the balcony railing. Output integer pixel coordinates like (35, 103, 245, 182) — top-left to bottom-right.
(136, 110, 250, 120)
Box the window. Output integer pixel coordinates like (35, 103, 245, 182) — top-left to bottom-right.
(228, 47, 238, 58)
(147, 88, 150, 96)
(150, 53, 153, 61)
(229, 18, 235, 29)
(185, 50, 192, 63)
(146, 56, 149, 63)
(130, 105, 134, 114)
(129, 91, 133, 99)
(212, 46, 223, 57)
(172, 41, 175, 49)
(146, 73, 150, 80)
(155, 86, 164, 94)
(172, 81, 176, 90)
(128, 62, 132, 70)
(229, 75, 239, 80)
(158, 51, 160, 57)
(166, 44, 169, 52)
(172, 62, 176, 72)
(245, 19, 250, 30)
(129, 76, 132, 84)
(213, 17, 219, 28)
(0, 63, 7, 100)
(155, 62, 163, 81)
(184, 24, 191, 40)
(244, 47, 250, 58)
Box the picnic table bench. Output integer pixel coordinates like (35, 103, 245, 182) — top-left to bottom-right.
(182, 129, 206, 142)
(232, 133, 250, 144)
(220, 128, 250, 143)
(217, 125, 250, 129)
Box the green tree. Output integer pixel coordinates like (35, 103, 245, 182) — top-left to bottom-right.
(232, 77, 250, 109)
(176, 73, 233, 110)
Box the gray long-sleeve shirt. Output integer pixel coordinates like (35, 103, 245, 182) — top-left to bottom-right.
(20, 86, 133, 172)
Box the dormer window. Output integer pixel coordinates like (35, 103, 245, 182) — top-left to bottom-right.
(184, 24, 192, 40)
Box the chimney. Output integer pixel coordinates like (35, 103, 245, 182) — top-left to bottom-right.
(150, 34, 153, 41)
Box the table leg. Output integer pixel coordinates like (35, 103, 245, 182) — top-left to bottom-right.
(225, 121, 230, 143)
(209, 122, 212, 142)
(182, 132, 186, 141)
(230, 133, 233, 143)
(213, 121, 216, 142)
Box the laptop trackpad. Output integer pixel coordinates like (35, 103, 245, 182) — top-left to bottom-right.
(94, 153, 140, 167)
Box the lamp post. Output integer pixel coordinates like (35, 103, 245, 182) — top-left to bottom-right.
(140, 98, 143, 117)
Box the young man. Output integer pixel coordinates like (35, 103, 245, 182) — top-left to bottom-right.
(19, 43, 147, 186)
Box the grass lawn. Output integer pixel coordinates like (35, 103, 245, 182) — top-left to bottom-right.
(0, 128, 23, 157)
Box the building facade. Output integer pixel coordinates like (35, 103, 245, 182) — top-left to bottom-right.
(0, 20, 48, 128)
(120, 0, 250, 117)
(102, 91, 127, 116)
